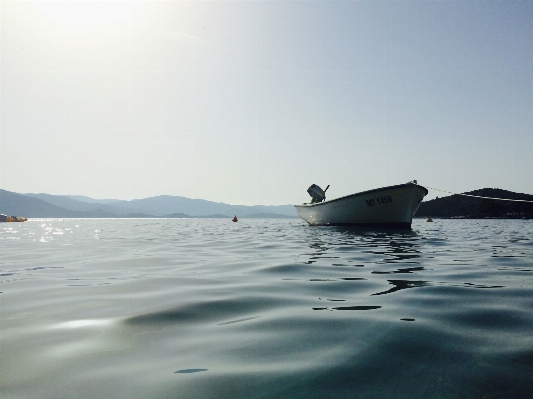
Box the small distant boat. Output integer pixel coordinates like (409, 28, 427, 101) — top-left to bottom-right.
(232, 215, 238, 222)
(295, 181, 428, 228)
(0, 214, 27, 223)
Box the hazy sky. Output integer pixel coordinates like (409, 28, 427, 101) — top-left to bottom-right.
(1, 1, 532, 205)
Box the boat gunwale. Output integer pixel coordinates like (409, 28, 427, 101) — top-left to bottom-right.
(294, 183, 428, 208)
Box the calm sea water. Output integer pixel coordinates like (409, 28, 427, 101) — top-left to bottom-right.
(1, 218, 532, 399)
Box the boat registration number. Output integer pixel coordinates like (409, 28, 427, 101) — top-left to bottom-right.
(366, 196, 393, 207)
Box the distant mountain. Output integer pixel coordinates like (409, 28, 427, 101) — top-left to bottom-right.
(1, 190, 80, 218)
(163, 213, 195, 218)
(106, 195, 297, 217)
(66, 195, 119, 204)
(24, 193, 111, 213)
(415, 188, 533, 218)
(1, 189, 298, 218)
(0, 190, 127, 218)
(23, 193, 144, 215)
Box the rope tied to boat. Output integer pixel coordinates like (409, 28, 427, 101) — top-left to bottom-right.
(421, 185, 533, 203)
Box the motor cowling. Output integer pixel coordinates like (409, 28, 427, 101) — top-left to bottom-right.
(307, 184, 329, 203)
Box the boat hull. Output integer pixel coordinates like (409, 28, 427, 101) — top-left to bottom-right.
(295, 183, 428, 228)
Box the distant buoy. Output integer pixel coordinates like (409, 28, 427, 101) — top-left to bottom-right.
(426, 217, 433, 222)
(232, 215, 238, 222)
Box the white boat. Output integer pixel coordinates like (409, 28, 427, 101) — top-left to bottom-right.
(295, 181, 428, 228)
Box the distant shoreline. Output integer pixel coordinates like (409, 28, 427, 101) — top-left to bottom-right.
(415, 216, 531, 220)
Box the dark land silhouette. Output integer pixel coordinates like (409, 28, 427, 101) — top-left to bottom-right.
(415, 188, 533, 219)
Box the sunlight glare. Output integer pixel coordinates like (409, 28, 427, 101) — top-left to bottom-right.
(35, 1, 131, 27)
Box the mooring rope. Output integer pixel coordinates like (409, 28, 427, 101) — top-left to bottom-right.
(421, 185, 533, 203)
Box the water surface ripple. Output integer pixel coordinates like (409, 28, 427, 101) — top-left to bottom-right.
(1, 218, 532, 398)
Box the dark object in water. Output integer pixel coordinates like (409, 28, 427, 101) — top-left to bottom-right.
(174, 369, 208, 374)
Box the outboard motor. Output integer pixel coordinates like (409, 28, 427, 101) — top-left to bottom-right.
(307, 184, 330, 203)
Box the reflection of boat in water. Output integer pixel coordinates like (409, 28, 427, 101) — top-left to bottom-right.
(300, 226, 427, 301)
(371, 280, 430, 296)
(295, 181, 428, 228)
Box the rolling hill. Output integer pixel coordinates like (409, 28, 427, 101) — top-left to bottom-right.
(415, 188, 533, 218)
(1, 190, 298, 218)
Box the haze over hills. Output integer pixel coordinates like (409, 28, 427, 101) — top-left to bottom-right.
(23, 193, 115, 213)
(1, 190, 298, 218)
(0, 190, 123, 218)
(3, 188, 532, 220)
(65, 195, 120, 204)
